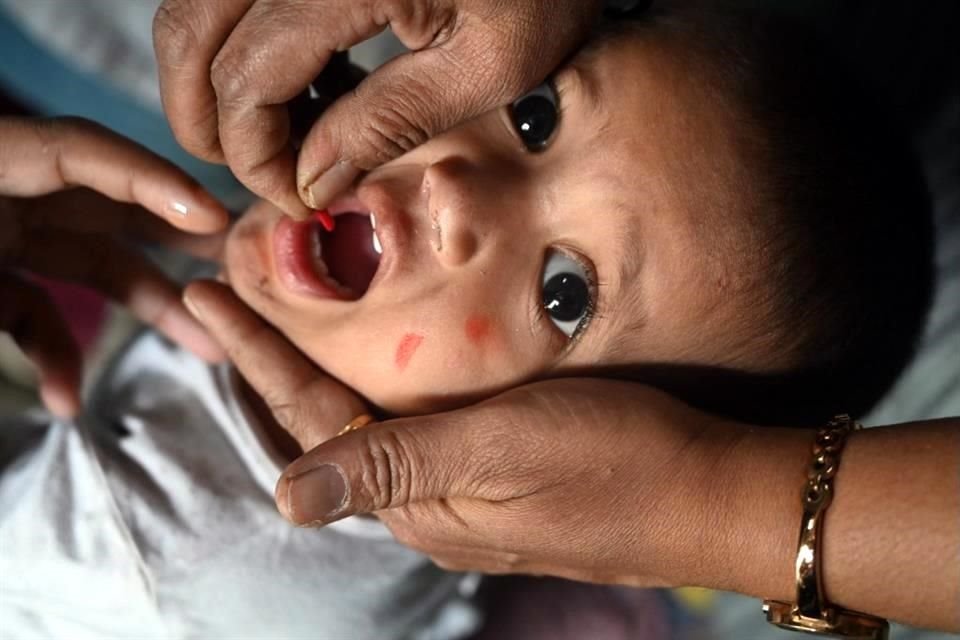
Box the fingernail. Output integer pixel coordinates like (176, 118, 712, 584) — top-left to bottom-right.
(182, 293, 203, 323)
(166, 200, 190, 217)
(165, 188, 229, 230)
(303, 161, 359, 209)
(285, 463, 347, 525)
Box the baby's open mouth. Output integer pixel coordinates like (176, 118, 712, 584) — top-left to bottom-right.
(314, 212, 382, 297)
(273, 211, 383, 300)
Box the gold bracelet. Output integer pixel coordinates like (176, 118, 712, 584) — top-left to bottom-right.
(763, 414, 889, 639)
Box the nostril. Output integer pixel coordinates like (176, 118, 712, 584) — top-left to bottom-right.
(424, 158, 479, 266)
(434, 208, 477, 267)
(430, 208, 442, 252)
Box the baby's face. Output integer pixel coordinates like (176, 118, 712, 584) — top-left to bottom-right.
(224, 32, 781, 414)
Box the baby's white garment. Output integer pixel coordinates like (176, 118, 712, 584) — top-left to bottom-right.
(0, 333, 480, 640)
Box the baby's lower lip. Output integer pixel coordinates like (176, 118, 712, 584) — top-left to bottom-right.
(272, 216, 350, 299)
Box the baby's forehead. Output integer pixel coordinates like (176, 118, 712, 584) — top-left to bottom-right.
(573, 14, 704, 72)
(564, 195, 772, 379)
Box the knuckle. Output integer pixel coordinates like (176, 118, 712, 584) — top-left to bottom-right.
(382, 0, 456, 49)
(357, 430, 418, 510)
(354, 96, 433, 167)
(152, 1, 205, 68)
(209, 52, 255, 108)
(153, 1, 200, 66)
(269, 398, 304, 432)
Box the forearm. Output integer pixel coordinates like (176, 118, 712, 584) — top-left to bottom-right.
(703, 419, 960, 631)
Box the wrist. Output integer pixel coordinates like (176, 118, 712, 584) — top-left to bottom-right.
(616, 408, 808, 594)
(687, 420, 812, 599)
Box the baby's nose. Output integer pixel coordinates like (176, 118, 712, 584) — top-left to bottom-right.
(424, 158, 482, 268)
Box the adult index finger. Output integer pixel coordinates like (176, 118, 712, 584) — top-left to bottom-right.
(183, 279, 368, 449)
(0, 117, 228, 233)
(206, 0, 404, 219)
(153, 0, 254, 162)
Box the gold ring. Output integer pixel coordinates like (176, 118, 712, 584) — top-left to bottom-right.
(337, 413, 375, 437)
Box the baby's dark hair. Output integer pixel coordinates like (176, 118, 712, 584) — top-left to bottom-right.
(602, 5, 935, 425)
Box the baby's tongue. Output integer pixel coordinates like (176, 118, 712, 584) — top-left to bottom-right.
(320, 214, 380, 297)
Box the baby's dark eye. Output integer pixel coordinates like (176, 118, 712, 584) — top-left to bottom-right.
(541, 250, 594, 339)
(510, 82, 559, 152)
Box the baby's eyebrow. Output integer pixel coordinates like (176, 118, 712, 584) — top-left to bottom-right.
(615, 216, 645, 291)
(563, 57, 608, 121)
(578, 195, 646, 350)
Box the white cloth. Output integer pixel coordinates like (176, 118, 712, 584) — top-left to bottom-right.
(0, 334, 480, 640)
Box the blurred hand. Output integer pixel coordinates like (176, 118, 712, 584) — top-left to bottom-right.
(0, 116, 229, 417)
(153, 0, 605, 217)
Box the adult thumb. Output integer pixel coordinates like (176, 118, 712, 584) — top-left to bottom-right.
(295, 3, 600, 210)
(275, 408, 487, 526)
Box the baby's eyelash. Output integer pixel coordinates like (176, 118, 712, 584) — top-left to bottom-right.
(569, 278, 602, 344)
(554, 80, 572, 130)
(561, 277, 614, 345)
(562, 263, 600, 345)
(591, 280, 611, 321)
(569, 307, 595, 344)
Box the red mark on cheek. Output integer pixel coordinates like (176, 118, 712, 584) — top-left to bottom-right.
(465, 314, 492, 346)
(395, 333, 424, 371)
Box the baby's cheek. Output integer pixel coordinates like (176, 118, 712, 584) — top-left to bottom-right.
(390, 314, 500, 376)
(464, 313, 494, 348)
(325, 306, 541, 416)
(223, 216, 270, 293)
(360, 319, 508, 414)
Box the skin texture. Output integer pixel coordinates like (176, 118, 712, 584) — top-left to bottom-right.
(0, 116, 227, 417)
(221, 34, 792, 416)
(152, 0, 605, 217)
